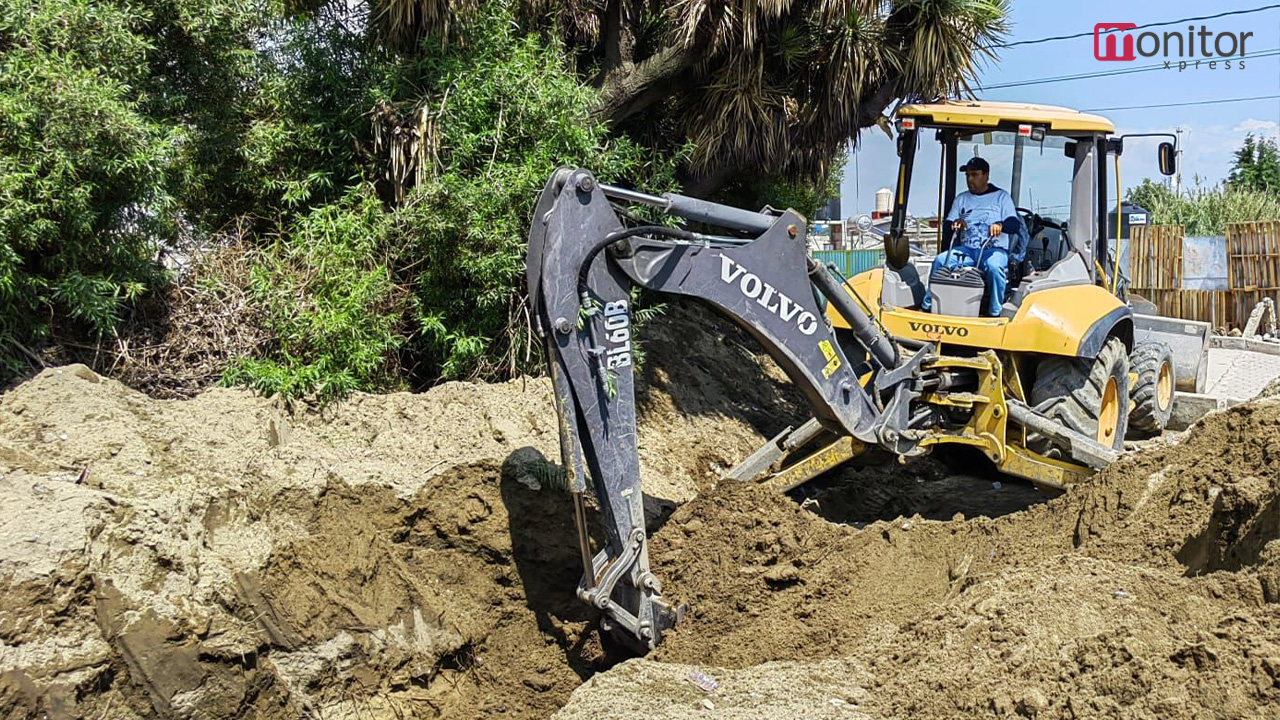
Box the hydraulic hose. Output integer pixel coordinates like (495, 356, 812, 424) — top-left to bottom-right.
(808, 260, 899, 370)
(575, 225, 704, 304)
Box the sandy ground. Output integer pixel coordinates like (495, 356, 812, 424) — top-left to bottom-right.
(0, 304, 801, 719)
(2, 303, 1278, 719)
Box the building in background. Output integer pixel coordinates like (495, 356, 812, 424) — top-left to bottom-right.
(808, 186, 945, 255)
(821, 195, 841, 222)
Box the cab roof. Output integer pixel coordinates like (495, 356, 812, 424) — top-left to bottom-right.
(898, 100, 1115, 134)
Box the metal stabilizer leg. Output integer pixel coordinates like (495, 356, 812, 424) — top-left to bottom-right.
(724, 418, 825, 482)
(1007, 399, 1120, 469)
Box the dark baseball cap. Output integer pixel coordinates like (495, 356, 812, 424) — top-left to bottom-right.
(959, 157, 990, 174)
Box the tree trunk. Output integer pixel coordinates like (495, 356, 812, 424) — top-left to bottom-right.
(592, 43, 699, 126)
(682, 162, 742, 198)
(600, 0, 635, 77)
(854, 81, 899, 129)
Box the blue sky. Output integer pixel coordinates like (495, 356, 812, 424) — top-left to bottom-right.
(837, 1, 1280, 218)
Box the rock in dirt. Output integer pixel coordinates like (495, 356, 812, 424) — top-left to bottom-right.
(762, 564, 801, 587)
(555, 658, 875, 720)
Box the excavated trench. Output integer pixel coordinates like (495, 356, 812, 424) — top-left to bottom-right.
(565, 398, 1280, 719)
(5, 460, 649, 718)
(794, 453, 1049, 526)
(2, 303, 1279, 719)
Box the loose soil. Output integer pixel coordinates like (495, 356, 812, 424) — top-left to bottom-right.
(562, 399, 1280, 718)
(3, 301, 1279, 719)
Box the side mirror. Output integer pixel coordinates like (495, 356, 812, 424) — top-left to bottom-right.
(1158, 142, 1176, 176)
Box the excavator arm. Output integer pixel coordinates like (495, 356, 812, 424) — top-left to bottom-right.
(525, 167, 1116, 650)
(525, 167, 940, 650)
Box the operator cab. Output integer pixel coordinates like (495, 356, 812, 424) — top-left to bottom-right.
(880, 101, 1176, 318)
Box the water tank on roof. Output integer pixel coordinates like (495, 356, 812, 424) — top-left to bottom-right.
(875, 187, 893, 214)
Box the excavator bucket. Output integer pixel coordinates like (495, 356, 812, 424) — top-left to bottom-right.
(1132, 313, 1210, 393)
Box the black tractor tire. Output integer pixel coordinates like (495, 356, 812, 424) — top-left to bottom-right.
(1127, 340, 1175, 439)
(1028, 337, 1130, 454)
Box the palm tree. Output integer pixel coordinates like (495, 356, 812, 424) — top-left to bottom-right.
(365, 0, 1008, 196)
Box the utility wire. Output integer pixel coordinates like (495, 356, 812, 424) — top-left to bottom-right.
(991, 4, 1280, 49)
(1084, 94, 1280, 112)
(977, 49, 1279, 91)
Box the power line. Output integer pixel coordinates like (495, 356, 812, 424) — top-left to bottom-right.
(977, 48, 1280, 91)
(1084, 94, 1280, 112)
(991, 4, 1280, 49)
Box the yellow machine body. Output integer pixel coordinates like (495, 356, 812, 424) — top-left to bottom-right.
(787, 100, 1185, 491)
(896, 100, 1115, 134)
(829, 267, 1132, 359)
(819, 269, 1126, 491)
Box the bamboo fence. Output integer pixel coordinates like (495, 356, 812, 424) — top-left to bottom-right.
(1128, 224, 1184, 290)
(1227, 220, 1280, 291)
(1128, 223, 1280, 328)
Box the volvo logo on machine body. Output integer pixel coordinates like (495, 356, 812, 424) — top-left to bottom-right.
(908, 321, 970, 338)
(719, 256, 819, 335)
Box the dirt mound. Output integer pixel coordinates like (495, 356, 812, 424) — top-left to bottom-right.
(634, 302, 807, 499)
(563, 398, 1280, 718)
(6, 314, 1278, 719)
(0, 326, 793, 720)
(869, 554, 1278, 718)
(0, 367, 584, 719)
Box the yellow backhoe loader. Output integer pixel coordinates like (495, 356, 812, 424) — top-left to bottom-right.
(524, 101, 1208, 653)
(824, 101, 1208, 488)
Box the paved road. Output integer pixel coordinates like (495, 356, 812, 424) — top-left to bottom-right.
(1204, 347, 1280, 399)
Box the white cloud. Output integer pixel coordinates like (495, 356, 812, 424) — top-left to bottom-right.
(1110, 119, 1280, 190)
(1232, 118, 1279, 136)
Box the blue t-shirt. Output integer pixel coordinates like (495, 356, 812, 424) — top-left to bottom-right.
(946, 185, 1016, 251)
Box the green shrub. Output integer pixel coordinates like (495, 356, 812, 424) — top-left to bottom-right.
(223, 185, 412, 400)
(5, 0, 836, 397)
(392, 12, 682, 381)
(227, 3, 683, 397)
(1127, 178, 1280, 236)
(0, 0, 173, 369)
(727, 149, 847, 220)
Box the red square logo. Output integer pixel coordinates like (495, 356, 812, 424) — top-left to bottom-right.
(1094, 23, 1138, 61)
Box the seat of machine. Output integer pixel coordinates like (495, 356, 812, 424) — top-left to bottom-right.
(928, 265, 985, 317)
(880, 257, 934, 310)
(1006, 252, 1093, 303)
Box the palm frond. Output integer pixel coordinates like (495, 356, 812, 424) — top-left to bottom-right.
(369, 0, 475, 50)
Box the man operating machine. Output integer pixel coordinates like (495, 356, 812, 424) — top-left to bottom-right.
(922, 157, 1027, 317)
